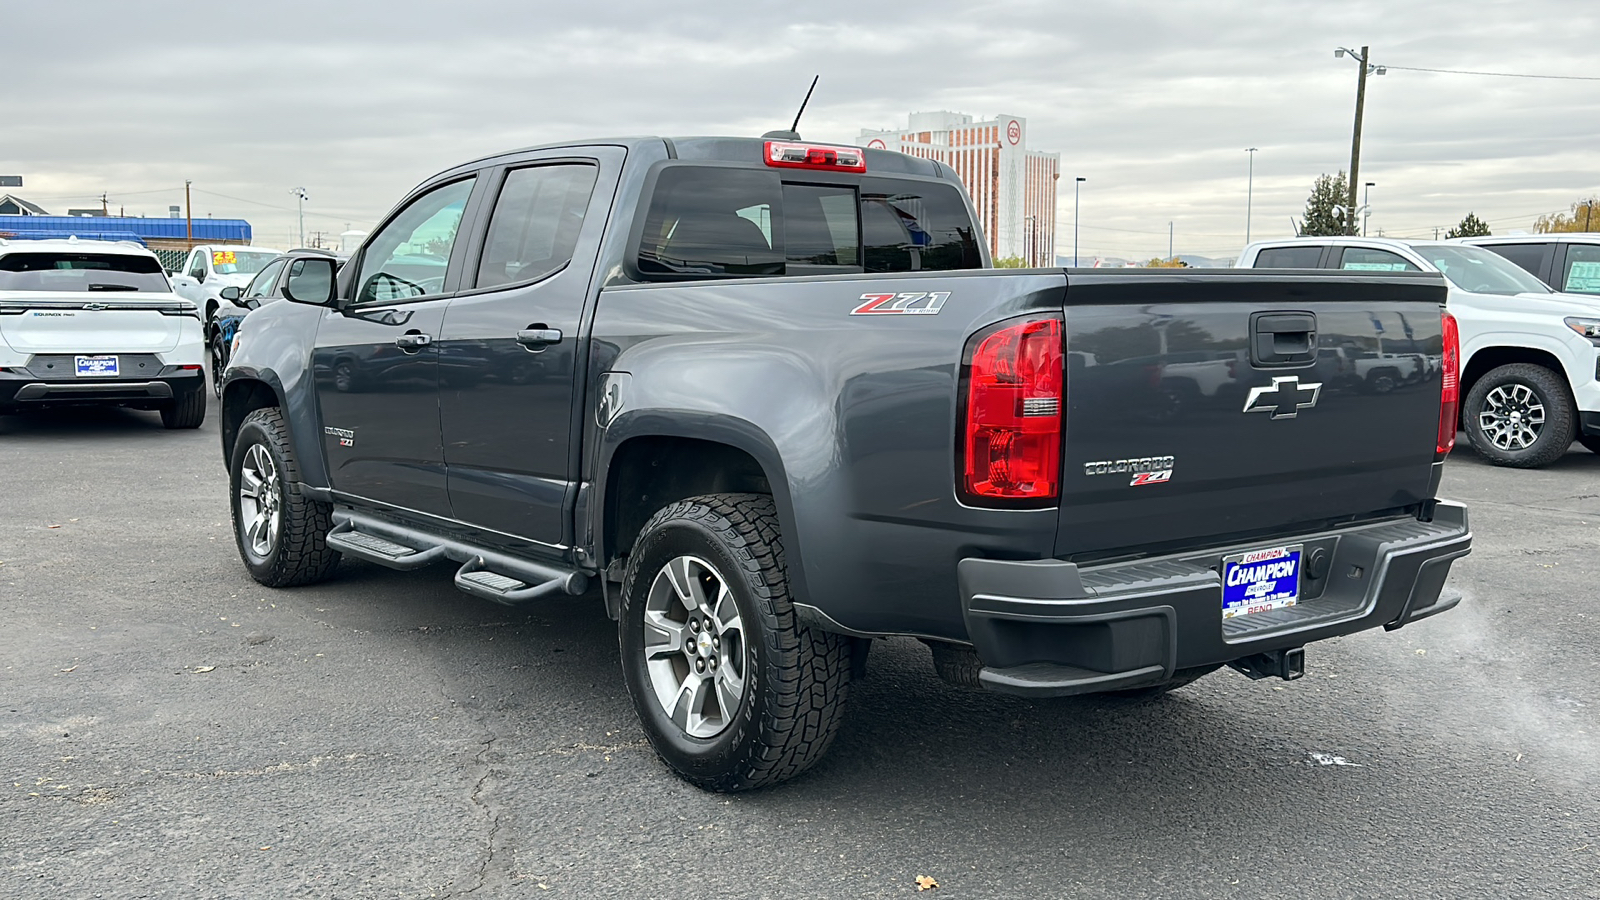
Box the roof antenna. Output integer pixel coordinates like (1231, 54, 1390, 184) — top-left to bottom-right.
(762, 76, 818, 141)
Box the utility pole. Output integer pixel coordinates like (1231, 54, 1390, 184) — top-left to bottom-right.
(99, 192, 109, 216)
(1363, 182, 1375, 236)
(1245, 147, 1258, 245)
(1168, 221, 1174, 261)
(1336, 46, 1385, 236)
(291, 187, 309, 248)
(184, 180, 193, 248)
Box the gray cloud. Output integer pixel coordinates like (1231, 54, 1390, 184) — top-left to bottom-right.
(5, 0, 1596, 258)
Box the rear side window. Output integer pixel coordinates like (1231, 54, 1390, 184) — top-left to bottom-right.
(635, 166, 981, 279)
(1482, 242, 1551, 280)
(1338, 247, 1419, 271)
(1254, 246, 1324, 268)
(1562, 244, 1600, 294)
(0, 252, 169, 292)
(476, 164, 598, 289)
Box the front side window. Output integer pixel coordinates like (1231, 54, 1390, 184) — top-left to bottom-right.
(188, 251, 207, 279)
(1419, 245, 1550, 296)
(1255, 246, 1325, 268)
(860, 178, 981, 272)
(0, 252, 170, 292)
(1562, 245, 1600, 294)
(355, 178, 475, 304)
(475, 164, 597, 289)
(1339, 247, 1419, 272)
(244, 259, 287, 299)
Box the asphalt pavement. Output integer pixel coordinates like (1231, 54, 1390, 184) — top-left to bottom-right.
(3, 399, 1597, 899)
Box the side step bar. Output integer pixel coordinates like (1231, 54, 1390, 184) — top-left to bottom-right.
(327, 511, 589, 606)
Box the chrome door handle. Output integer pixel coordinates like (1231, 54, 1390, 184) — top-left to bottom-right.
(516, 328, 562, 350)
(395, 332, 433, 351)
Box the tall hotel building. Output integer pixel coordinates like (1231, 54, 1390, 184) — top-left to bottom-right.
(858, 111, 1060, 266)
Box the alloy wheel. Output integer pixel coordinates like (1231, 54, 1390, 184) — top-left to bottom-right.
(1479, 383, 1545, 451)
(641, 555, 748, 739)
(237, 443, 282, 558)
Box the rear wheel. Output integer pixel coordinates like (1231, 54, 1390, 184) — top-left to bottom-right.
(210, 331, 227, 399)
(619, 493, 852, 791)
(229, 407, 340, 587)
(160, 385, 206, 429)
(1463, 364, 1575, 468)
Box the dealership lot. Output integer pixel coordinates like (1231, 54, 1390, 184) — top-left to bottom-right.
(3, 401, 1597, 899)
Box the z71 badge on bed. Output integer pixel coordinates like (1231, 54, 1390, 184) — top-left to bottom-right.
(1221, 544, 1302, 618)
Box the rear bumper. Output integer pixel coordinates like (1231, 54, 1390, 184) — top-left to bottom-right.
(957, 501, 1471, 697)
(0, 368, 203, 408)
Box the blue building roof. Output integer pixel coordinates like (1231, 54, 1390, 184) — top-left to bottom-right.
(0, 215, 252, 244)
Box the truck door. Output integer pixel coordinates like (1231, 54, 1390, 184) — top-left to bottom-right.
(312, 177, 478, 517)
(436, 147, 624, 547)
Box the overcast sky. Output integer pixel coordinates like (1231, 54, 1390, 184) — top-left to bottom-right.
(6, 0, 1597, 261)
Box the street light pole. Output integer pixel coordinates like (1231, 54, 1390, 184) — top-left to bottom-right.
(1335, 46, 1385, 236)
(1363, 181, 1375, 236)
(290, 187, 309, 248)
(1073, 177, 1086, 267)
(1245, 147, 1258, 245)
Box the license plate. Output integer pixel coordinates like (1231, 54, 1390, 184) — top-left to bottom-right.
(1222, 544, 1303, 619)
(75, 355, 119, 377)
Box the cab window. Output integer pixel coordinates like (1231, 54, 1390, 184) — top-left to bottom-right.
(1338, 247, 1419, 271)
(354, 178, 475, 304)
(1254, 246, 1324, 268)
(187, 251, 207, 280)
(244, 259, 287, 300)
(1562, 244, 1600, 295)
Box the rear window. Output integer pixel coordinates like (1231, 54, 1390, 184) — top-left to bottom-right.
(636, 166, 981, 279)
(1561, 244, 1600, 294)
(0, 252, 170, 292)
(1253, 246, 1324, 268)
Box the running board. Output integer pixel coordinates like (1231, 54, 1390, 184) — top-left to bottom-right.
(328, 510, 589, 606)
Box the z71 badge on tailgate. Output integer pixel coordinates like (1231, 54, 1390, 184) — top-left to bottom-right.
(851, 292, 951, 315)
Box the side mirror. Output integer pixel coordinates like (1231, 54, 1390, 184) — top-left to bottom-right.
(281, 257, 338, 306)
(195, 269, 207, 283)
(219, 285, 243, 301)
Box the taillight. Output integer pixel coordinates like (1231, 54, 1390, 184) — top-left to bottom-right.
(1437, 311, 1460, 457)
(763, 141, 867, 173)
(959, 316, 1064, 506)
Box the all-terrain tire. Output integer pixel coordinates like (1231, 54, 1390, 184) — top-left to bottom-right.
(229, 407, 340, 587)
(160, 384, 207, 429)
(1463, 363, 1575, 468)
(619, 493, 852, 792)
(1103, 664, 1223, 699)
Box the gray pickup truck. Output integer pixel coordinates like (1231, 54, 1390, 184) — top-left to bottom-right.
(220, 134, 1472, 790)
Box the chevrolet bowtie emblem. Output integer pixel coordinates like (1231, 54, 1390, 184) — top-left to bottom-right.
(1243, 376, 1323, 419)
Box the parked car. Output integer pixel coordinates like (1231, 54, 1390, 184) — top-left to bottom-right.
(1237, 236, 1600, 466)
(1457, 233, 1600, 298)
(169, 244, 283, 327)
(209, 249, 346, 397)
(0, 237, 206, 427)
(221, 136, 1469, 790)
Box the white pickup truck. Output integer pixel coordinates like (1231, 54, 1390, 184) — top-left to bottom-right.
(168, 244, 283, 326)
(0, 238, 207, 428)
(1237, 236, 1600, 467)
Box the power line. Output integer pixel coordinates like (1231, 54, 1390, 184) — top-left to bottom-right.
(1384, 64, 1600, 82)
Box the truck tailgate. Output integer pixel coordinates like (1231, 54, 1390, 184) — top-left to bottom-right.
(1055, 271, 1449, 560)
(0, 296, 193, 354)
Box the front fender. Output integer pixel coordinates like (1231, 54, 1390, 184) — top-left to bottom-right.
(219, 301, 327, 488)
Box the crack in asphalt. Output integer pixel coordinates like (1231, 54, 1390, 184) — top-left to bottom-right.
(448, 732, 503, 898)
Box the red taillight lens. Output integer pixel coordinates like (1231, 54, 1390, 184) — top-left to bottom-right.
(1437, 311, 1460, 456)
(763, 140, 867, 172)
(960, 316, 1064, 505)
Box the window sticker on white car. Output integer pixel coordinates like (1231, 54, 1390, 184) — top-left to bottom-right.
(1568, 261, 1600, 293)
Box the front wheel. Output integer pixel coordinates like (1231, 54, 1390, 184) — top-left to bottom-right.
(229, 407, 340, 586)
(1463, 363, 1575, 468)
(210, 331, 228, 399)
(619, 493, 852, 791)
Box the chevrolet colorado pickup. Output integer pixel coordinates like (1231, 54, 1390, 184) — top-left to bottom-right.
(220, 135, 1472, 790)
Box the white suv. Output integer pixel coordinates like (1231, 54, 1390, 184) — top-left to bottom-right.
(169, 244, 283, 326)
(1237, 237, 1600, 467)
(0, 238, 207, 428)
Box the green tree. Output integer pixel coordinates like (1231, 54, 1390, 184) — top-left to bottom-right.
(1140, 257, 1188, 268)
(1446, 212, 1491, 239)
(1535, 198, 1600, 233)
(1300, 171, 1351, 236)
(992, 255, 1027, 268)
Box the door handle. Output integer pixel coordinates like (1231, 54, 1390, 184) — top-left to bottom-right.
(516, 328, 563, 350)
(395, 332, 433, 351)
